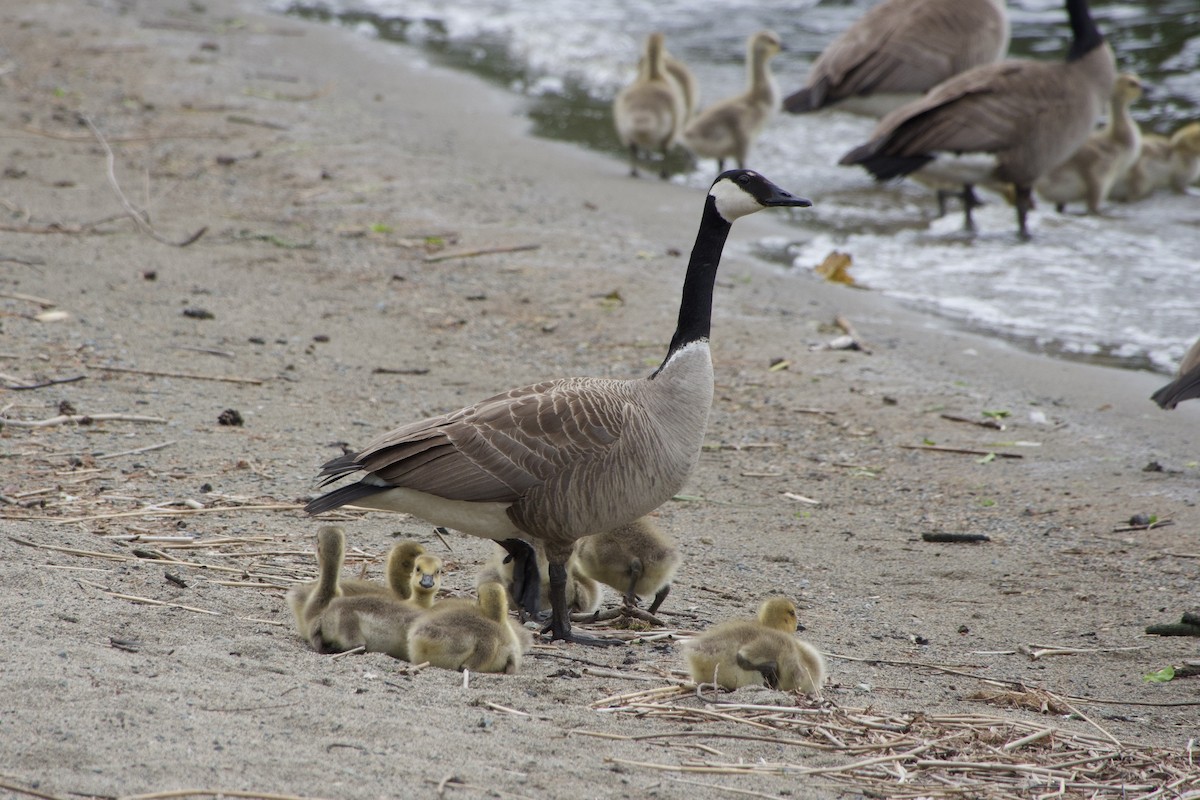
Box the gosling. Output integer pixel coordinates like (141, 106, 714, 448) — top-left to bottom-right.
(1111, 121, 1200, 201)
(682, 30, 782, 171)
(407, 582, 532, 674)
(614, 32, 688, 179)
(285, 525, 346, 640)
(286, 537, 430, 613)
(573, 517, 680, 614)
(305, 555, 442, 658)
(1036, 73, 1144, 213)
(686, 597, 826, 695)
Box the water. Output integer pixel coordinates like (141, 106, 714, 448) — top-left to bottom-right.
(281, 0, 1200, 374)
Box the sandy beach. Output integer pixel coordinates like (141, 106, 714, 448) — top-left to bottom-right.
(2, 1, 1198, 798)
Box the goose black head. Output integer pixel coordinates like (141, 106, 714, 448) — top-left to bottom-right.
(709, 169, 811, 222)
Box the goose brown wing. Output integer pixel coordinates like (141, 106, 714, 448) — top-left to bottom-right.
(319, 379, 628, 503)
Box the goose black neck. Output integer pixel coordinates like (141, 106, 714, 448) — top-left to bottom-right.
(1065, 0, 1104, 62)
(655, 196, 731, 375)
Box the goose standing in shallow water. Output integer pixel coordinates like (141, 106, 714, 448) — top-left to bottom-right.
(783, 0, 1009, 117)
(686, 597, 826, 694)
(682, 30, 783, 172)
(614, 32, 688, 179)
(304, 170, 811, 645)
(1036, 73, 1144, 214)
(838, 0, 1116, 239)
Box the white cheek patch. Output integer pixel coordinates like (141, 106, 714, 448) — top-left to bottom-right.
(709, 178, 763, 221)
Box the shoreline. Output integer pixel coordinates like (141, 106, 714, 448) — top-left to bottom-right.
(1, 1, 1197, 798)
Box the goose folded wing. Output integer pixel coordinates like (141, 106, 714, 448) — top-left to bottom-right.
(322, 379, 628, 503)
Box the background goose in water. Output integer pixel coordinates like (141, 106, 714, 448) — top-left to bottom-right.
(783, 0, 1009, 117)
(682, 31, 783, 172)
(838, 0, 1116, 239)
(304, 169, 811, 645)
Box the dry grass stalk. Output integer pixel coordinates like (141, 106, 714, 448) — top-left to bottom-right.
(592, 689, 1200, 797)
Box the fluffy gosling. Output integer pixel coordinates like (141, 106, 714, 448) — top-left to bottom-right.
(686, 597, 826, 695)
(407, 582, 532, 674)
(573, 517, 680, 613)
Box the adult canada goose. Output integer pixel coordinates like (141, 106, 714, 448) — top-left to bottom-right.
(1111, 122, 1200, 202)
(1151, 336, 1200, 410)
(477, 540, 601, 618)
(783, 0, 1009, 117)
(838, 0, 1116, 239)
(303, 169, 811, 645)
(686, 597, 826, 694)
(285, 525, 345, 640)
(573, 517, 681, 614)
(407, 582, 532, 674)
(1036, 73, 1144, 213)
(682, 30, 783, 172)
(614, 32, 688, 179)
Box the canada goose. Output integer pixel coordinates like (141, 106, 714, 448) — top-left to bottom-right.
(1111, 122, 1200, 202)
(303, 169, 811, 645)
(1036, 73, 1144, 213)
(838, 0, 1116, 239)
(285, 525, 345, 640)
(783, 0, 1009, 117)
(477, 540, 601, 617)
(665, 49, 699, 123)
(407, 582, 532, 674)
(573, 517, 680, 613)
(682, 30, 783, 172)
(614, 32, 688, 179)
(686, 597, 826, 694)
(1151, 336, 1200, 410)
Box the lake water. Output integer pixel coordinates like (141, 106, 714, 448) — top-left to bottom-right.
(280, 0, 1200, 375)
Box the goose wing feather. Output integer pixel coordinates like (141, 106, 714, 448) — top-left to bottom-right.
(319, 378, 629, 504)
(808, 0, 1006, 104)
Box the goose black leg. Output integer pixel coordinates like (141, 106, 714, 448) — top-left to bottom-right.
(546, 561, 621, 646)
(1013, 184, 1034, 241)
(497, 538, 541, 617)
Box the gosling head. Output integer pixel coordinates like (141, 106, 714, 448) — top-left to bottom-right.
(316, 525, 345, 562)
(1114, 73, 1143, 104)
(751, 29, 783, 60)
(709, 170, 811, 222)
(757, 597, 799, 633)
(413, 554, 444, 592)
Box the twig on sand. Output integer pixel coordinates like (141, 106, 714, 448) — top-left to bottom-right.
(88, 364, 264, 384)
(900, 444, 1023, 459)
(120, 791, 327, 800)
(0, 412, 167, 428)
(2, 375, 86, 391)
(81, 114, 207, 247)
(76, 578, 285, 627)
(424, 243, 540, 263)
(0, 777, 71, 800)
(96, 440, 177, 460)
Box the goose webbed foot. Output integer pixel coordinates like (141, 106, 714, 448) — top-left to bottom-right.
(545, 560, 622, 646)
(498, 538, 541, 617)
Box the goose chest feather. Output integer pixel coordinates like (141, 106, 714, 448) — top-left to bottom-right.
(305, 169, 810, 643)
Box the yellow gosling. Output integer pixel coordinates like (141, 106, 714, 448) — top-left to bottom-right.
(407, 582, 532, 674)
(686, 597, 826, 694)
(573, 517, 680, 613)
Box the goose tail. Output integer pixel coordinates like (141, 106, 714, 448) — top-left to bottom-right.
(304, 482, 388, 516)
